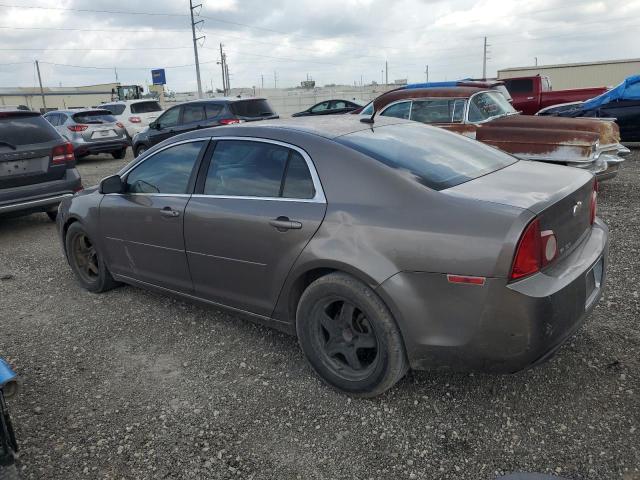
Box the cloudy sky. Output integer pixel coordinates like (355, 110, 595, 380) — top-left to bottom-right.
(1, 0, 639, 92)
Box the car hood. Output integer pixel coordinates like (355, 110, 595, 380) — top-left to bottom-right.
(474, 114, 621, 163)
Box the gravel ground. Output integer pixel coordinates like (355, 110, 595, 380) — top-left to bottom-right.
(0, 149, 638, 480)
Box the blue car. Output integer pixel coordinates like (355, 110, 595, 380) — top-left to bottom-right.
(0, 358, 18, 475)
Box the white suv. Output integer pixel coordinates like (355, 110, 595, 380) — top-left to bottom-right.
(100, 100, 164, 139)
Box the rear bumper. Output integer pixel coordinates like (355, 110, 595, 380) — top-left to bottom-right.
(72, 139, 129, 156)
(376, 219, 609, 373)
(0, 168, 81, 215)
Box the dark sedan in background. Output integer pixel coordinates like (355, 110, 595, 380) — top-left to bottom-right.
(57, 116, 607, 397)
(292, 99, 362, 117)
(0, 110, 81, 221)
(537, 75, 640, 143)
(131, 97, 278, 157)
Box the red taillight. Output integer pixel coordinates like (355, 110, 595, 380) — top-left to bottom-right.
(510, 219, 559, 280)
(447, 274, 486, 286)
(67, 124, 88, 132)
(128, 116, 142, 123)
(219, 118, 241, 125)
(511, 219, 542, 280)
(73, 184, 84, 193)
(51, 142, 74, 165)
(590, 180, 598, 225)
(116, 122, 124, 128)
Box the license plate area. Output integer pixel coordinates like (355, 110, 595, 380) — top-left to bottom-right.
(0, 157, 48, 176)
(585, 257, 604, 308)
(92, 130, 116, 139)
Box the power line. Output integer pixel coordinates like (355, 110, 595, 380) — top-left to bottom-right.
(0, 46, 193, 51)
(37, 60, 219, 71)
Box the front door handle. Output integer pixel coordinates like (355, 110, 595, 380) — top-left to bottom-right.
(160, 207, 180, 218)
(269, 216, 302, 231)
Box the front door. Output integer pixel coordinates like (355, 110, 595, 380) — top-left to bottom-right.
(184, 138, 326, 317)
(147, 106, 182, 147)
(100, 140, 208, 292)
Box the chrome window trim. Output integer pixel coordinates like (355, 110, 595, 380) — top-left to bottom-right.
(197, 136, 326, 204)
(120, 137, 212, 177)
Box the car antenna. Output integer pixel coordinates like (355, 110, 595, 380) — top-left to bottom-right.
(360, 104, 377, 124)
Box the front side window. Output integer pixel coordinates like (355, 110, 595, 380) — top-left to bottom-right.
(311, 102, 331, 113)
(410, 99, 467, 123)
(182, 104, 205, 124)
(467, 91, 516, 123)
(204, 140, 315, 199)
(157, 107, 180, 129)
(72, 111, 116, 124)
(380, 101, 411, 119)
(126, 141, 204, 194)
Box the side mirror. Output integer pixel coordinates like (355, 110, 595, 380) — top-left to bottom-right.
(149, 121, 158, 130)
(99, 174, 124, 194)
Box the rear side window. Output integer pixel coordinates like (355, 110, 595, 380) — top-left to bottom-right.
(182, 104, 205, 124)
(504, 79, 534, 94)
(130, 101, 162, 114)
(205, 104, 223, 118)
(338, 123, 516, 191)
(102, 104, 126, 115)
(72, 111, 116, 124)
(0, 114, 60, 146)
(230, 99, 274, 118)
(410, 99, 466, 123)
(204, 140, 315, 199)
(126, 141, 205, 194)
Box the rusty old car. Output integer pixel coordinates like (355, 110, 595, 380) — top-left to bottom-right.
(360, 81, 630, 180)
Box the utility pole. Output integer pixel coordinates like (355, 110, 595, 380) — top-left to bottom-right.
(35, 60, 46, 112)
(385, 61, 388, 85)
(381, 69, 384, 85)
(274, 71, 277, 89)
(425, 65, 429, 82)
(114, 67, 119, 84)
(534, 56, 538, 66)
(482, 36, 489, 79)
(261, 74, 264, 89)
(218, 43, 227, 95)
(223, 52, 230, 94)
(189, 0, 204, 98)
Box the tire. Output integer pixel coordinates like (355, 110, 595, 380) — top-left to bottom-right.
(64, 222, 119, 293)
(45, 210, 57, 222)
(296, 272, 408, 397)
(111, 148, 126, 160)
(134, 145, 147, 157)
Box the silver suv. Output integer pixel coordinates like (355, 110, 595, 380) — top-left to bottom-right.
(44, 109, 129, 159)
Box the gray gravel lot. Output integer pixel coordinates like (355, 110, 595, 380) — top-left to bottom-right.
(0, 148, 638, 480)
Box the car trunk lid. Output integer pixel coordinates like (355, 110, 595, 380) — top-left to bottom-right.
(72, 111, 125, 143)
(129, 101, 163, 126)
(445, 160, 595, 261)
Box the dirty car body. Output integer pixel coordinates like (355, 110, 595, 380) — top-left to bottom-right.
(370, 86, 629, 181)
(57, 116, 608, 393)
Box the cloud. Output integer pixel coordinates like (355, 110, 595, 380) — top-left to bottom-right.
(0, 0, 638, 91)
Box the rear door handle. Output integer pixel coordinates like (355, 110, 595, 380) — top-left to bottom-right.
(269, 216, 302, 231)
(160, 207, 180, 218)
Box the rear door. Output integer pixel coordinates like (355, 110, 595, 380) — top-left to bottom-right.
(0, 113, 66, 192)
(99, 139, 208, 292)
(184, 138, 326, 316)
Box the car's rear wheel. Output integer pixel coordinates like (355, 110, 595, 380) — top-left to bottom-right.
(111, 148, 126, 159)
(64, 222, 118, 293)
(134, 145, 147, 157)
(296, 272, 408, 397)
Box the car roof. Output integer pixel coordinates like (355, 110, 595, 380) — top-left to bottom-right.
(53, 108, 112, 114)
(102, 99, 161, 105)
(213, 114, 411, 140)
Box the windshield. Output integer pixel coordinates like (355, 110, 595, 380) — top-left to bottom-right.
(131, 101, 162, 114)
(338, 123, 516, 190)
(467, 91, 516, 123)
(72, 111, 117, 124)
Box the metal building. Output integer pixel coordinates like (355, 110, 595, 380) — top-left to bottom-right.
(497, 58, 640, 89)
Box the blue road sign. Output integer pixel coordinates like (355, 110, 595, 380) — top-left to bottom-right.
(151, 69, 167, 85)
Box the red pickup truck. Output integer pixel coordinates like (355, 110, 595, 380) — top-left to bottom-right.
(501, 75, 607, 115)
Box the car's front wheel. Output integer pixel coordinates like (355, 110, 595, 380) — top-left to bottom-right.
(64, 222, 119, 293)
(296, 272, 408, 397)
(134, 145, 147, 157)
